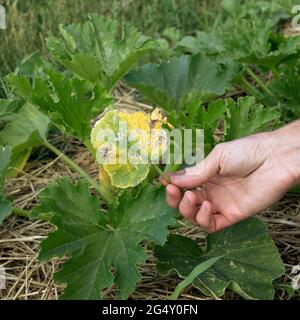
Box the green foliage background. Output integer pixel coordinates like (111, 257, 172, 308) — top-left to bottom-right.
(0, 0, 222, 77)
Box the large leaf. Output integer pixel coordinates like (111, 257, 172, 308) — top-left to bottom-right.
(223, 96, 280, 140)
(0, 146, 12, 223)
(0, 103, 50, 177)
(125, 53, 237, 110)
(7, 71, 110, 141)
(32, 178, 176, 299)
(155, 218, 284, 300)
(47, 14, 155, 90)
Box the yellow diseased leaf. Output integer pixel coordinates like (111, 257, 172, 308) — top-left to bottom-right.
(99, 166, 111, 188)
(91, 109, 168, 189)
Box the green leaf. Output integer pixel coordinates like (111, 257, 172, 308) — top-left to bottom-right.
(220, 16, 300, 68)
(14, 51, 53, 78)
(33, 178, 176, 299)
(0, 145, 11, 183)
(179, 31, 225, 55)
(168, 99, 227, 151)
(0, 194, 11, 224)
(125, 53, 237, 110)
(270, 61, 300, 118)
(0, 99, 24, 124)
(47, 15, 155, 90)
(180, 16, 300, 68)
(155, 218, 285, 300)
(7, 71, 110, 141)
(0, 146, 12, 223)
(0, 103, 50, 177)
(221, 0, 293, 20)
(223, 96, 280, 140)
(170, 255, 223, 300)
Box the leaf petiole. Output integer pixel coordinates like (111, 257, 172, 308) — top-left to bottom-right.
(43, 140, 104, 197)
(11, 207, 32, 218)
(245, 67, 274, 97)
(239, 76, 263, 98)
(153, 164, 171, 184)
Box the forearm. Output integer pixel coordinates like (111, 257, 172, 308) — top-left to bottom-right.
(269, 120, 300, 186)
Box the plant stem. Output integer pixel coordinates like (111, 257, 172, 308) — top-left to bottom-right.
(246, 67, 274, 97)
(153, 164, 170, 183)
(11, 207, 31, 218)
(83, 139, 97, 159)
(271, 67, 280, 81)
(239, 76, 262, 98)
(43, 140, 103, 195)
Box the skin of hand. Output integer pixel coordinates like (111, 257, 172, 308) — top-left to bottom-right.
(160, 120, 300, 233)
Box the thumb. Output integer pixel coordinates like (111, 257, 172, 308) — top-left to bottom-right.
(170, 145, 222, 189)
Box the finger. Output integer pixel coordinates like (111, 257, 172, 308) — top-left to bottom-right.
(193, 189, 208, 205)
(159, 170, 184, 186)
(166, 184, 182, 208)
(195, 201, 233, 233)
(178, 191, 199, 224)
(170, 146, 222, 189)
(159, 176, 169, 186)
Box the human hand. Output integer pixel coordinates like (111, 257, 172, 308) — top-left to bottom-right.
(160, 121, 300, 232)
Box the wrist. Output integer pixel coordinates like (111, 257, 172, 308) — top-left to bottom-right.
(268, 121, 300, 186)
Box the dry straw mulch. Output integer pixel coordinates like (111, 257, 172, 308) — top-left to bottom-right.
(1, 94, 300, 300)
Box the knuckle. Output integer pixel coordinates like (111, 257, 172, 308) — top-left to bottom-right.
(213, 143, 224, 154)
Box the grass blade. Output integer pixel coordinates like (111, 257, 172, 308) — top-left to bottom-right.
(170, 255, 223, 300)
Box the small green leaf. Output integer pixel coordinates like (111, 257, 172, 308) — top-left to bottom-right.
(270, 61, 300, 118)
(179, 31, 225, 55)
(223, 96, 280, 140)
(33, 178, 176, 299)
(125, 53, 237, 110)
(0, 99, 24, 123)
(0, 103, 50, 177)
(168, 100, 227, 151)
(155, 218, 285, 300)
